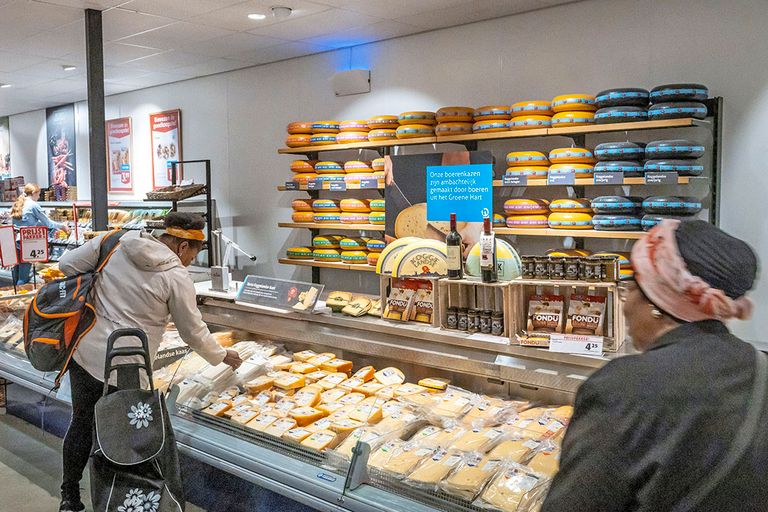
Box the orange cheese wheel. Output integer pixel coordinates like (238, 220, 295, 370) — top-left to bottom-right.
(292, 211, 315, 223)
(367, 115, 399, 130)
(367, 252, 380, 266)
(369, 198, 385, 212)
(340, 198, 371, 213)
(551, 94, 596, 113)
(373, 171, 385, 187)
(504, 198, 549, 215)
(549, 163, 595, 177)
(286, 134, 311, 147)
(314, 213, 341, 223)
(371, 158, 385, 171)
(505, 166, 548, 179)
(335, 132, 369, 144)
(311, 120, 340, 133)
(509, 115, 552, 130)
(287, 247, 313, 259)
(312, 199, 341, 212)
(344, 161, 373, 173)
(344, 173, 375, 187)
(341, 251, 369, 264)
(340, 212, 370, 224)
(506, 151, 549, 166)
(548, 147, 596, 164)
(510, 100, 554, 117)
(473, 105, 511, 121)
(287, 121, 313, 134)
(310, 134, 337, 145)
(398, 111, 436, 126)
(549, 198, 592, 213)
(290, 160, 316, 173)
(396, 124, 434, 139)
(436, 106, 474, 123)
(292, 198, 315, 212)
(548, 212, 594, 229)
(292, 173, 319, 184)
(435, 122, 474, 136)
(473, 120, 508, 133)
(314, 161, 343, 174)
(367, 239, 386, 252)
(314, 174, 346, 185)
(551, 111, 595, 126)
(340, 120, 370, 132)
(313, 249, 341, 262)
(506, 215, 549, 228)
(369, 212, 385, 224)
(368, 129, 397, 141)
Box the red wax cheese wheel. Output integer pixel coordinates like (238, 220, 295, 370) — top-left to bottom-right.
(371, 158, 385, 171)
(510, 100, 554, 117)
(436, 106, 474, 123)
(504, 198, 549, 214)
(506, 215, 549, 228)
(286, 134, 311, 147)
(368, 129, 397, 141)
(473, 105, 510, 121)
(396, 124, 434, 139)
(548, 147, 596, 164)
(292, 211, 315, 223)
(367, 115, 399, 129)
(340, 120, 370, 132)
(310, 134, 337, 145)
(344, 161, 372, 173)
(311, 120, 340, 133)
(287, 121, 313, 134)
(398, 111, 436, 126)
(340, 198, 371, 213)
(435, 122, 474, 136)
(335, 132, 369, 144)
(290, 160, 316, 173)
(292, 199, 315, 212)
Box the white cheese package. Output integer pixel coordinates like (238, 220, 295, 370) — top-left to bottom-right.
(403, 448, 464, 491)
(234, 354, 269, 385)
(378, 441, 437, 480)
(440, 451, 505, 501)
(473, 462, 551, 512)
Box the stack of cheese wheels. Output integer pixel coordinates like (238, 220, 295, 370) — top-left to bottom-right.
(340, 199, 371, 225)
(493, 213, 506, 227)
(313, 161, 345, 189)
(594, 87, 650, 125)
(339, 237, 369, 264)
(591, 196, 643, 231)
(435, 106, 474, 136)
(343, 160, 375, 187)
(550, 94, 596, 127)
(648, 83, 708, 121)
(336, 120, 370, 144)
(509, 100, 553, 130)
(472, 105, 510, 133)
(548, 198, 593, 229)
(312, 199, 341, 224)
(291, 198, 315, 223)
(548, 147, 595, 180)
(505, 151, 549, 181)
(503, 198, 549, 228)
(285, 121, 313, 147)
(367, 115, 398, 141)
(643, 139, 705, 177)
(371, 157, 386, 187)
(396, 111, 436, 139)
(366, 238, 385, 266)
(310, 120, 340, 146)
(641, 195, 702, 231)
(594, 141, 646, 178)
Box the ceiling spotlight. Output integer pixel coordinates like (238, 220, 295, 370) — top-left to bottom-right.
(247, 13, 266, 20)
(271, 6, 293, 18)
(0, 83, 11, 89)
(61, 65, 77, 71)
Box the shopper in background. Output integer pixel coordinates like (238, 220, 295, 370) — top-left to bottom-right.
(9, 183, 69, 285)
(55, 212, 243, 512)
(542, 220, 764, 512)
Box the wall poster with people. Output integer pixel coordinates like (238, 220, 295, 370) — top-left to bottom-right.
(149, 109, 183, 190)
(0, 116, 10, 178)
(106, 117, 133, 193)
(46, 104, 77, 200)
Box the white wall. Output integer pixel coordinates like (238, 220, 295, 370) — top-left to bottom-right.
(7, 0, 768, 340)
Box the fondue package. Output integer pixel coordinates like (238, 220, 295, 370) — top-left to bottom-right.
(565, 294, 606, 336)
(383, 285, 416, 322)
(526, 295, 565, 334)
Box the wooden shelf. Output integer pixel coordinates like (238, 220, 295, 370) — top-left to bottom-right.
(436, 128, 548, 142)
(495, 228, 645, 239)
(546, 118, 706, 136)
(515, 278, 617, 288)
(277, 184, 384, 191)
(278, 222, 385, 231)
(278, 136, 437, 154)
(279, 258, 377, 272)
(493, 176, 693, 187)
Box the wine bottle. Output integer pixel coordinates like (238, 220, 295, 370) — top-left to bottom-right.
(480, 216, 498, 283)
(446, 212, 463, 280)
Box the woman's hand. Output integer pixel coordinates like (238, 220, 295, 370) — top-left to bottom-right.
(223, 349, 243, 370)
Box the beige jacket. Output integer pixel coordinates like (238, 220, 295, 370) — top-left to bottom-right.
(59, 231, 226, 383)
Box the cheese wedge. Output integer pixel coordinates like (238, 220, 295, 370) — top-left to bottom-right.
(203, 401, 232, 417)
(264, 417, 298, 437)
(321, 359, 353, 374)
(305, 370, 330, 383)
(407, 450, 464, 485)
(432, 394, 473, 418)
(290, 406, 327, 427)
(462, 398, 510, 427)
(354, 381, 385, 396)
(349, 396, 383, 424)
(338, 392, 366, 406)
(268, 354, 293, 371)
(271, 388, 295, 402)
(374, 367, 405, 386)
(373, 412, 419, 435)
(253, 391, 272, 407)
(410, 425, 465, 448)
(335, 428, 381, 458)
(305, 417, 333, 433)
(330, 418, 366, 434)
(317, 372, 348, 390)
(274, 373, 306, 390)
(339, 377, 365, 391)
(273, 398, 296, 417)
(376, 384, 398, 400)
(418, 378, 450, 391)
(320, 388, 347, 404)
(293, 350, 318, 362)
(488, 438, 540, 462)
(441, 454, 502, 501)
(290, 362, 319, 374)
(451, 427, 505, 452)
(382, 400, 406, 417)
(308, 353, 337, 367)
(517, 407, 547, 420)
(245, 376, 274, 394)
(352, 366, 375, 382)
(230, 405, 260, 425)
(283, 427, 313, 443)
(382, 445, 434, 478)
(294, 386, 322, 407)
(394, 383, 428, 397)
(368, 440, 404, 470)
(317, 402, 347, 416)
(301, 429, 338, 451)
(327, 405, 357, 422)
(245, 413, 279, 432)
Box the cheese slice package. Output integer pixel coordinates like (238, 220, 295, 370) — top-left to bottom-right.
(474, 463, 550, 512)
(381, 443, 436, 479)
(409, 424, 466, 449)
(462, 396, 517, 428)
(333, 427, 387, 460)
(440, 452, 504, 501)
(451, 426, 505, 452)
(404, 448, 465, 490)
(301, 429, 339, 451)
(367, 439, 406, 471)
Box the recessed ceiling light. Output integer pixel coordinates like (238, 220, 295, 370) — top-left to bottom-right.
(247, 13, 266, 20)
(0, 83, 11, 89)
(271, 6, 293, 18)
(61, 65, 77, 71)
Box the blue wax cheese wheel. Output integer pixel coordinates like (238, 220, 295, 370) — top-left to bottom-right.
(645, 139, 705, 159)
(591, 196, 643, 214)
(650, 83, 708, 103)
(644, 159, 704, 176)
(648, 102, 707, 120)
(592, 214, 642, 231)
(642, 196, 702, 215)
(594, 141, 645, 161)
(594, 106, 648, 124)
(549, 147, 595, 164)
(551, 111, 595, 126)
(594, 88, 650, 108)
(641, 214, 691, 231)
(594, 161, 644, 177)
(506, 151, 549, 166)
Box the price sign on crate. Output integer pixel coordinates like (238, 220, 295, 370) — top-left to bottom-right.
(0, 226, 17, 266)
(20, 226, 49, 263)
(548, 333, 603, 355)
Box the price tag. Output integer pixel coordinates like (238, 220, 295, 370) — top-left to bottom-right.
(19, 226, 49, 263)
(329, 182, 347, 191)
(547, 171, 575, 185)
(306, 180, 320, 190)
(594, 172, 624, 185)
(548, 334, 603, 355)
(359, 177, 379, 189)
(502, 174, 527, 186)
(644, 171, 678, 185)
(0, 226, 18, 266)
(284, 181, 298, 190)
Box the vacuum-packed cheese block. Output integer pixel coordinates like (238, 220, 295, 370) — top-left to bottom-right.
(368, 439, 405, 470)
(264, 417, 298, 437)
(373, 411, 419, 435)
(477, 466, 548, 511)
(441, 453, 503, 500)
(488, 438, 540, 462)
(462, 397, 511, 427)
(317, 372, 349, 390)
(203, 401, 232, 417)
(283, 427, 313, 443)
(374, 367, 406, 386)
(245, 412, 279, 432)
(330, 418, 366, 434)
(274, 373, 306, 390)
(375, 384, 399, 400)
(410, 425, 466, 448)
(290, 406, 327, 427)
(527, 449, 560, 477)
(349, 396, 384, 423)
(394, 383, 428, 397)
(301, 429, 339, 451)
(382, 445, 435, 478)
(451, 427, 505, 452)
(230, 406, 260, 425)
(406, 449, 464, 487)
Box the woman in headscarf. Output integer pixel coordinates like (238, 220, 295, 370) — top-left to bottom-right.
(542, 219, 765, 512)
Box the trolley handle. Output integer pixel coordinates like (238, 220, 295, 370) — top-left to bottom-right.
(103, 328, 154, 393)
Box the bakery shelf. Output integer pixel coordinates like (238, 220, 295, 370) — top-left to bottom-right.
(278, 222, 385, 231)
(495, 227, 645, 239)
(277, 184, 384, 191)
(278, 136, 437, 154)
(493, 176, 692, 187)
(279, 258, 377, 272)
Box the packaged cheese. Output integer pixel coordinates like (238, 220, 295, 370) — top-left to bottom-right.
(290, 407, 327, 427)
(274, 373, 306, 390)
(354, 381, 385, 396)
(264, 417, 298, 437)
(317, 372, 348, 390)
(374, 367, 406, 386)
(293, 350, 317, 362)
(339, 376, 365, 391)
(245, 375, 274, 394)
(352, 366, 375, 382)
(526, 295, 565, 334)
(526, 442, 560, 477)
(488, 438, 540, 463)
(320, 388, 347, 404)
(405, 449, 464, 489)
(304, 370, 329, 383)
(271, 388, 295, 402)
(451, 427, 505, 452)
(349, 396, 383, 423)
(267, 354, 292, 370)
(334, 428, 384, 459)
(203, 401, 232, 417)
(367, 439, 405, 471)
(338, 392, 366, 406)
(410, 424, 466, 449)
(301, 429, 339, 451)
(381, 444, 436, 479)
(294, 386, 322, 407)
(382, 286, 415, 321)
(462, 397, 515, 428)
(441, 453, 503, 501)
(394, 383, 428, 397)
(327, 405, 357, 423)
(373, 411, 420, 435)
(565, 294, 607, 336)
(273, 397, 297, 417)
(283, 427, 313, 443)
(418, 378, 450, 391)
(290, 362, 318, 374)
(317, 402, 348, 416)
(376, 384, 398, 400)
(305, 417, 334, 434)
(382, 400, 407, 417)
(245, 413, 279, 432)
(308, 352, 337, 367)
(475, 464, 549, 512)
(229, 405, 260, 425)
(321, 358, 353, 374)
(330, 418, 366, 434)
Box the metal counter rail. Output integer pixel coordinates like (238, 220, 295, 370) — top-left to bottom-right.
(0, 349, 60, 399)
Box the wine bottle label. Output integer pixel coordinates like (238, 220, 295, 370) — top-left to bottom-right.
(447, 245, 461, 270)
(480, 233, 494, 269)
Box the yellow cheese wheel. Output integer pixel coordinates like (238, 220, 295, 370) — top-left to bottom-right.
(310, 134, 337, 145)
(373, 171, 385, 187)
(396, 124, 435, 139)
(312, 234, 344, 249)
(552, 93, 597, 113)
(546, 248, 591, 257)
(311, 120, 340, 133)
(290, 160, 316, 173)
(313, 249, 341, 261)
(367, 252, 380, 266)
(286, 121, 313, 134)
(549, 198, 592, 212)
(369, 198, 385, 212)
(339, 120, 370, 132)
(504, 166, 549, 179)
(291, 198, 315, 212)
(473, 105, 510, 121)
(435, 122, 474, 136)
(340, 198, 371, 213)
(368, 129, 397, 141)
(504, 198, 549, 215)
(473, 120, 508, 133)
(436, 106, 474, 122)
(493, 213, 506, 226)
(366, 238, 385, 252)
(510, 100, 554, 117)
(506, 151, 549, 167)
(314, 161, 343, 174)
(335, 131, 368, 144)
(367, 115, 399, 129)
(344, 173, 375, 187)
(286, 247, 313, 259)
(341, 250, 369, 264)
(312, 199, 341, 212)
(340, 212, 370, 224)
(371, 157, 385, 171)
(505, 214, 549, 228)
(509, 115, 552, 130)
(548, 147, 596, 164)
(344, 160, 372, 173)
(339, 237, 367, 250)
(286, 134, 311, 147)
(313, 213, 341, 223)
(551, 111, 595, 126)
(292, 172, 318, 185)
(549, 163, 595, 177)
(548, 212, 594, 229)
(398, 111, 436, 126)
(291, 211, 314, 223)
(369, 211, 385, 225)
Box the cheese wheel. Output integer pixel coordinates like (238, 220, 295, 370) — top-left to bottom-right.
(641, 213, 690, 231)
(366, 239, 386, 252)
(339, 237, 367, 250)
(592, 214, 642, 231)
(472, 120, 508, 133)
(435, 122, 474, 136)
(551, 93, 596, 113)
(367, 252, 380, 266)
(343, 160, 373, 173)
(547, 248, 591, 257)
(286, 134, 311, 147)
(339, 120, 370, 132)
(312, 234, 343, 249)
(367, 129, 397, 141)
(310, 134, 337, 145)
(341, 250, 368, 264)
(644, 159, 704, 176)
(595, 106, 648, 124)
(473, 105, 510, 121)
(335, 131, 369, 144)
(371, 158, 385, 171)
(314, 174, 346, 185)
(396, 124, 434, 139)
(506, 151, 549, 166)
(506, 214, 548, 228)
(551, 111, 595, 125)
(548, 147, 596, 164)
(509, 115, 552, 130)
(313, 249, 341, 262)
(290, 160, 316, 173)
(314, 161, 343, 174)
(594, 141, 645, 161)
(642, 196, 702, 215)
(591, 196, 643, 214)
(549, 198, 592, 213)
(339, 198, 370, 213)
(369, 211, 385, 224)
(286, 121, 313, 134)
(286, 247, 313, 259)
(436, 106, 474, 122)
(398, 111, 436, 126)
(645, 139, 705, 159)
(595, 87, 650, 108)
(344, 173, 374, 187)
(549, 163, 594, 177)
(650, 83, 708, 103)
(291, 211, 314, 223)
(511, 100, 554, 117)
(311, 120, 340, 133)
(367, 115, 399, 129)
(505, 166, 548, 179)
(369, 198, 385, 212)
(648, 101, 707, 120)
(340, 212, 369, 224)
(292, 198, 315, 212)
(594, 160, 644, 177)
(493, 213, 506, 226)
(312, 199, 341, 212)
(503, 198, 549, 215)
(548, 212, 594, 229)
(292, 172, 319, 185)
(373, 171, 385, 187)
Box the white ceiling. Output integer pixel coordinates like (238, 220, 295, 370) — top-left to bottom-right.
(0, 0, 577, 116)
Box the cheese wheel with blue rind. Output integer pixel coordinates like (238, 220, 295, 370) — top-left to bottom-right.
(287, 122, 314, 134)
(340, 212, 370, 224)
(641, 214, 691, 231)
(504, 198, 549, 215)
(312, 199, 341, 212)
(398, 111, 436, 126)
(367, 116, 399, 129)
(510, 100, 554, 117)
(548, 163, 594, 177)
(551, 94, 596, 113)
(509, 116, 552, 130)
(313, 249, 342, 261)
(396, 124, 434, 139)
(368, 129, 397, 141)
(340, 198, 370, 213)
(339, 237, 367, 250)
(436, 107, 474, 123)
(335, 132, 369, 144)
(650, 83, 708, 103)
(549, 198, 592, 213)
(591, 196, 643, 214)
(594, 88, 650, 108)
(506, 215, 549, 228)
(594, 161, 644, 177)
(310, 134, 337, 145)
(549, 147, 596, 164)
(369, 212, 385, 225)
(340, 120, 370, 132)
(473, 120, 508, 133)
(292, 211, 315, 223)
(505, 166, 549, 179)
(314, 213, 341, 223)
(292, 173, 319, 185)
(286, 134, 312, 147)
(493, 213, 506, 226)
(292, 198, 315, 212)
(648, 102, 707, 120)
(594, 106, 648, 124)
(311, 121, 340, 134)
(371, 158, 385, 172)
(506, 151, 549, 166)
(314, 161, 343, 174)
(642, 196, 702, 215)
(592, 214, 642, 231)
(594, 142, 645, 161)
(369, 199, 385, 212)
(548, 212, 594, 229)
(645, 139, 705, 159)
(344, 161, 373, 173)
(366, 239, 386, 252)
(290, 160, 316, 173)
(341, 251, 370, 265)
(644, 159, 704, 176)
(314, 174, 346, 184)
(551, 111, 595, 125)
(313, 235, 344, 249)
(473, 105, 510, 121)
(287, 247, 313, 259)
(435, 122, 474, 136)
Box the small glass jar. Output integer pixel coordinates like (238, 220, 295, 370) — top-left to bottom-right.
(446, 307, 458, 330)
(564, 257, 580, 281)
(491, 311, 504, 336)
(468, 308, 480, 333)
(585, 259, 601, 282)
(458, 307, 469, 331)
(480, 310, 493, 334)
(521, 256, 536, 279)
(534, 257, 550, 279)
(548, 257, 566, 280)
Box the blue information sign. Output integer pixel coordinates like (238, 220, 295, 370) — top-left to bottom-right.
(426, 164, 493, 222)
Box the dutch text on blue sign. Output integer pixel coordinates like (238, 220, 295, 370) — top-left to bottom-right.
(426, 164, 493, 222)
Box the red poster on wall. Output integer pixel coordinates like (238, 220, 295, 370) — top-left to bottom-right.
(150, 109, 183, 190)
(106, 117, 133, 193)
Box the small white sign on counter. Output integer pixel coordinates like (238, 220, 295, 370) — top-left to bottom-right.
(548, 334, 603, 355)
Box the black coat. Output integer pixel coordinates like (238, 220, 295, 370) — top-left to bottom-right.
(542, 321, 768, 512)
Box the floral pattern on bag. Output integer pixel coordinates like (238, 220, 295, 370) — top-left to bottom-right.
(117, 489, 161, 512)
(127, 402, 154, 430)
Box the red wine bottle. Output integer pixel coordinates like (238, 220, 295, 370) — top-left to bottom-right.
(480, 216, 498, 283)
(446, 212, 463, 280)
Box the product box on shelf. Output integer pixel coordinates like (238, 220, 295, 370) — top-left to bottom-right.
(437, 278, 513, 339)
(379, 275, 441, 327)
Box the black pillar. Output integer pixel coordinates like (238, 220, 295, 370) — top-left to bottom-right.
(85, 9, 108, 231)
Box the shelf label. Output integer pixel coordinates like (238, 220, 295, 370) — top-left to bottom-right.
(306, 180, 320, 190)
(284, 181, 298, 190)
(547, 171, 575, 185)
(359, 177, 379, 189)
(549, 334, 603, 355)
(644, 171, 678, 185)
(19, 226, 49, 263)
(502, 174, 527, 186)
(329, 182, 347, 191)
(236, 275, 325, 313)
(594, 172, 624, 185)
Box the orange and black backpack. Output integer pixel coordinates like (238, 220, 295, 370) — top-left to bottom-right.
(23, 229, 127, 388)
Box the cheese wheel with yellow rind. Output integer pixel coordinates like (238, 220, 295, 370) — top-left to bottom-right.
(344, 161, 372, 173)
(435, 122, 474, 136)
(291, 198, 315, 212)
(312, 199, 341, 212)
(290, 160, 316, 173)
(314, 161, 343, 174)
(510, 100, 554, 117)
(339, 120, 370, 132)
(473, 120, 508, 133)
(503, 198, 549, 215)
(509, 115, 551, 130)
(292, 211, 314, 223)
(313, 249, 341, 262)
(340, 198, 370, 213)
(339, 237, 367, 250)
(340, 212, 370, 224)
(286, 134, 311, 147)
(310, 134, 337, 145)
(368, 129, 397, 141)
(287, 121, 313, 134)
(396, 124, 434, 139)
(548, 147, 596, 164)
(314, 213, 341, 223)
(505, 215, 548, 228)
(311, 120, 340, 133)
(551, 94, 596, 113)
(473, 105, 510, 121)
(344, 173, 374, 187)
(341, 251, 369, 264)
(398, 111, 436, 126)
(369, 198, 385, 212)
(493, 213, 506, 227)
(335, 132, 368, 144)
(366, 239, 386, 252)
(313, 174, 345, 184)
(371, 158, 385, 171)
(286, 247, 313, 259)
(367, 115, 399, 129)
(506, 151, 548, 166)
(313, 235, 344, 249)
(369, 212, 385, 225)
(504, 166, 548, 179)
(551, 111, 595, 125)
(548, 163, 594, 177)
(367, 252, 380, 266)
(373, 171, 385, 187)
(292, 173, 318, 185)
(549, 198, 592, 213)
(436, 106, 474, 122)
(548, 212, 594, 229)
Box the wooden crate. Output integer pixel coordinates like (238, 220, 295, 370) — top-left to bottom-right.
(379, 275, 442, 328)
(436, 278, 514, 338)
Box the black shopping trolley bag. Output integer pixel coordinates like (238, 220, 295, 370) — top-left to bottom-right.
(90, 328, 184, 512)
